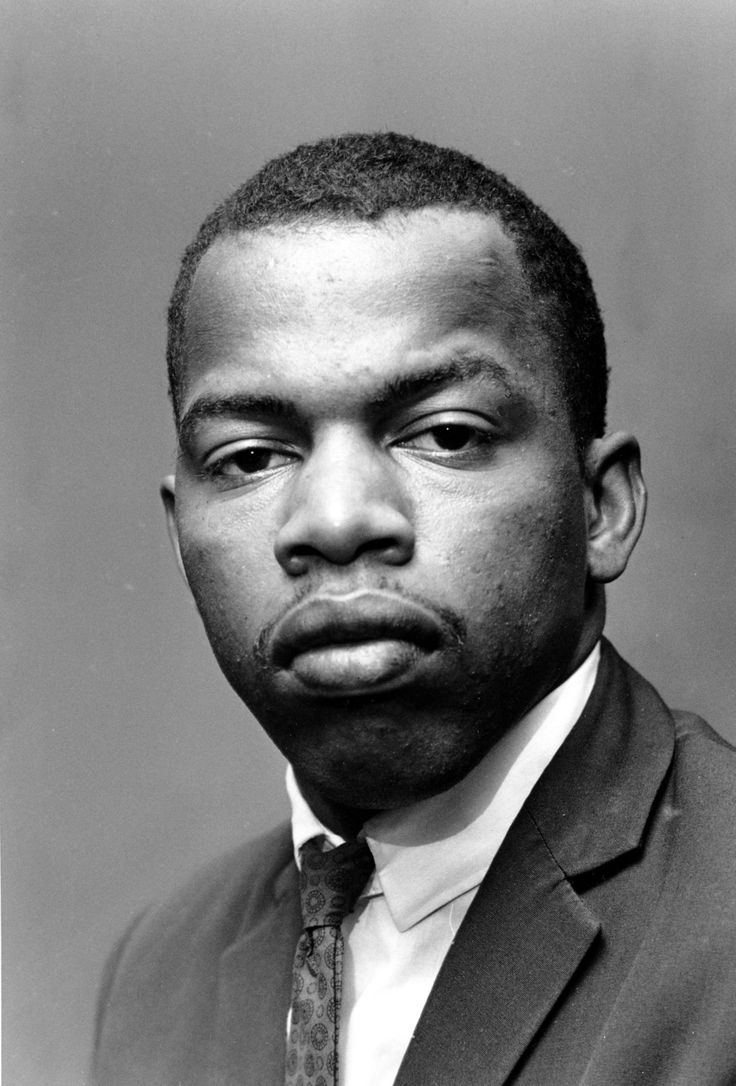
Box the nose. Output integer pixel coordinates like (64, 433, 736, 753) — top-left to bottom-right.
(274, 431, 415, 576)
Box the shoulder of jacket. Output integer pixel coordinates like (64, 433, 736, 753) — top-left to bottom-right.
(672, 708, 736, 778)
(664, 711, 736, 874)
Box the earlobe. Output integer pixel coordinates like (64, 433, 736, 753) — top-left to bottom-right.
(160, 475, 189, 585)
(585, 433, 647, 584)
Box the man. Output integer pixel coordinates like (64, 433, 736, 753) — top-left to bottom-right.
(93, 133, 736, 1085)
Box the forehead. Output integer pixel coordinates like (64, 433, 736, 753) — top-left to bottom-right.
(193, 207, 522, 294)
(179, 209, 553, 412)
(187, 209, 532, 326)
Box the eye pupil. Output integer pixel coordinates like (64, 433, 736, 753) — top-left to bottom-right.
(433, 425, 471, 450)
(236, 448, 272, 473)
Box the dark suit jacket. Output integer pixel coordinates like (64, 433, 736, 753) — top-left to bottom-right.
(93, 643, 736, 1084)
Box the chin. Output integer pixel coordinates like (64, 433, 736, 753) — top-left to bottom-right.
(297, 727, 492, 813)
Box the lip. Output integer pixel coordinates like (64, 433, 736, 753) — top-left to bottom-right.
(271, 591, 445, 664)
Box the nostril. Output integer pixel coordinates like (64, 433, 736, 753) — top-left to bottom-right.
(280, 545, 320, 577)
(361, 537, 414, 565)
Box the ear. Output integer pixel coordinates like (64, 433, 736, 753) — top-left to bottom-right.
(160, 475, 189, 585)
(584, 432, 647, 584)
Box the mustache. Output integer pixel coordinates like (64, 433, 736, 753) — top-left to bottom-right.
(252, 578, 466, 672)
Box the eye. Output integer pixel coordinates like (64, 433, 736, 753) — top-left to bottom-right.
(395, 416, 498, 463)
(203, 442, 297, 483)
(408, 424, 483, 451)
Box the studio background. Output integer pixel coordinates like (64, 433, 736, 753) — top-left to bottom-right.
(3, 1, 735, 1083)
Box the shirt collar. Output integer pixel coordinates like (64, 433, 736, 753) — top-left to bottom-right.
(287, 766, 347, 857)
(287, 643, 600, 932)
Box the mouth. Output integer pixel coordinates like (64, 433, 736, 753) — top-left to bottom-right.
(269, 591, 446, 693)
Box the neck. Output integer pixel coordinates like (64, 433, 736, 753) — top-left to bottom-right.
(295, 774, 371, 839)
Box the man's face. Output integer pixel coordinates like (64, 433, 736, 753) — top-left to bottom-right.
(166, 210, 599, 815)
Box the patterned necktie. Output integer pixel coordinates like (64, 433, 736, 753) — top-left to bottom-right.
(285, 835, 375, 1086)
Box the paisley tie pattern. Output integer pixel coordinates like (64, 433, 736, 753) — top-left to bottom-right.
(285, 836, 375, 1086)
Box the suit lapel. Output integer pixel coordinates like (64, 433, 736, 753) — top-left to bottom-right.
(525, 641, 675, 879)
(395, 806, 600, 1086)
(397, 642, 675, 1086)
(208, 856, 301, 1086)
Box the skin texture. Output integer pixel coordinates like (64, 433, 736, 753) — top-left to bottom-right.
(162, 209, 645, 835)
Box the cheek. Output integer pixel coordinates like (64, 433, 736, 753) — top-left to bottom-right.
(176, 506, 278, 640)
(440, 480, 588, 620)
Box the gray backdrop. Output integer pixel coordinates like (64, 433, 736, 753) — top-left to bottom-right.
(3, 1, 735, 1083)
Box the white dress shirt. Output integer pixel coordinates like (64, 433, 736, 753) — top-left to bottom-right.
(287, 643, 600, 1086)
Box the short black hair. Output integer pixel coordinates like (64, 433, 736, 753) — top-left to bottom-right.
(167, 132, 607, 452)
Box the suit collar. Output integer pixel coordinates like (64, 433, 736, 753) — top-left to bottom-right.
(526, 639, 675, 876)
(396, 641, 676, 1086)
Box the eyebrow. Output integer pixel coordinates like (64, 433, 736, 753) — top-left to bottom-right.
(178, 393, 300, 451)
(366, 352, 517, 410)
(177, 351, 519, 449)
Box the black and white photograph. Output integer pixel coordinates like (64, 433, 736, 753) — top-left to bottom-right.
(4, 2, 736, 1083)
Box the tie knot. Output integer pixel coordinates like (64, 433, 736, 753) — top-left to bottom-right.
(298, 837, 374, 929)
